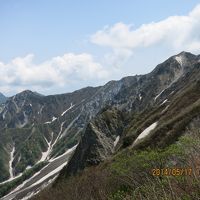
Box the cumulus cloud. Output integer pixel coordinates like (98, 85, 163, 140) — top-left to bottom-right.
(0, 53, 109, 95)
(91, 4, 200, 53)
(2, 4, 200, 95)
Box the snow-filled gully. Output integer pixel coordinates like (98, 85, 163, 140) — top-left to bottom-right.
(1, 103, 80, 199)
(2, 145, 77, 200)
(61, 103, 74, 116)
(37, 133, 53, 163)
(9, 146, 15, 179)
(114, 136, 120, 147)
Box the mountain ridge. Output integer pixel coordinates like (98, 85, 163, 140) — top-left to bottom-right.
(31, 51, 200, 200)
(57, 51, 200, 177)
(0, 51, 200, 200)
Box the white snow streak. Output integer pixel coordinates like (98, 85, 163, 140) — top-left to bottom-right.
(9, 146, 15, 179)
(52, 116, 57, 122)
(38, 105, 44, 115)
(33, 146, 78, 189)
(161, 105, 170, 114)
(47, 122, 65, 159)
(8, 161, 51, 196)
(26, 166, 32, 170)
(154, 89, 165, 100)
(114, 136, 120, 147)
(175, 55, 184, 66)
(20, 176, 58, 200)
(134, 122, 158, 144)
(61, 103, 74, 116)
(3, 110, 7, 119)
(4, 145, 77, 199)
(44, 116, 57, 124)
(38, 134, 53, 163)
(49, 144, 78, 162)
(44, 121, 51, 124)
(60, 114, 81, 139)
(160, 99, 168, 105)
(0, 173, 23, 185)
(32, 162, 66, 187)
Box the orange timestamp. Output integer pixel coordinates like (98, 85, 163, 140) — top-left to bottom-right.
(152, 168, 193, 176)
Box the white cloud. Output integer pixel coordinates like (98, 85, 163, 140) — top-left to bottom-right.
(2, 4, 200, 96)
(0, 53, 109, 95)
(91, 4, 200, 53)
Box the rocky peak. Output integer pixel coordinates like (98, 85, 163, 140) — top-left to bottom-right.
(177, 51, 196, 58)
(173, 51, 197, 68)
(14, 90, 42, 99)
(148, 52, 198, 94)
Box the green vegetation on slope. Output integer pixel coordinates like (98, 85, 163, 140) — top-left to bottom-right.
(32, 130, 200, 200)
(0, 162, 47, 198)
(0, 125, 52, 180)
(0, 146, 9, 182)
(32, 77, 200, 200)
(122, 78, 200, 150)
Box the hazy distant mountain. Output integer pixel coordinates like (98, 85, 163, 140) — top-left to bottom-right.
(0, 92, 7, 104)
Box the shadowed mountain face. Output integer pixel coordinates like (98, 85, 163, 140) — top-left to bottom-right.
(1, 51, 200, 199)
(59, 108, 126, 177)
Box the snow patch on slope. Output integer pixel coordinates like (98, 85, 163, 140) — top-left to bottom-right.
(175, 55, 185, 66)
(47, 122, 65, 159)
(161, 105, 170, 114)
(114, 136, 120, 147)
(49, 144, 78, 162)
(160, 99, 168, 105)
(60, 114, 81, 139)
(26, 166, 32, 170)
(44, 116, 57, 124)
(9, 146, 15, 179)
(0, 173, 23, 185)
(0, 145, 23, 185)
(3, 145, 77, 200)
(38, 134, 53, 163)
(21, 176, 58, 200)
(154, 89, 165, 100)
(61, 103, 74, 116)
(134, 122, 158, 144)
(32, 162, 67, 187)
(38, 105, 44, 115)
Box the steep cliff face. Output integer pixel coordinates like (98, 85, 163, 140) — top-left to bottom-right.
(60, 108, 125, 177)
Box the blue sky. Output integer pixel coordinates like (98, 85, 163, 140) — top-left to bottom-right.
(0, 0, 200, 96)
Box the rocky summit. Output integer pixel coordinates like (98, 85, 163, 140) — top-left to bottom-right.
(1, 51, 200, 200)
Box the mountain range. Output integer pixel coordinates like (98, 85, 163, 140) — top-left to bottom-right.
(0, 51, 200, 200)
